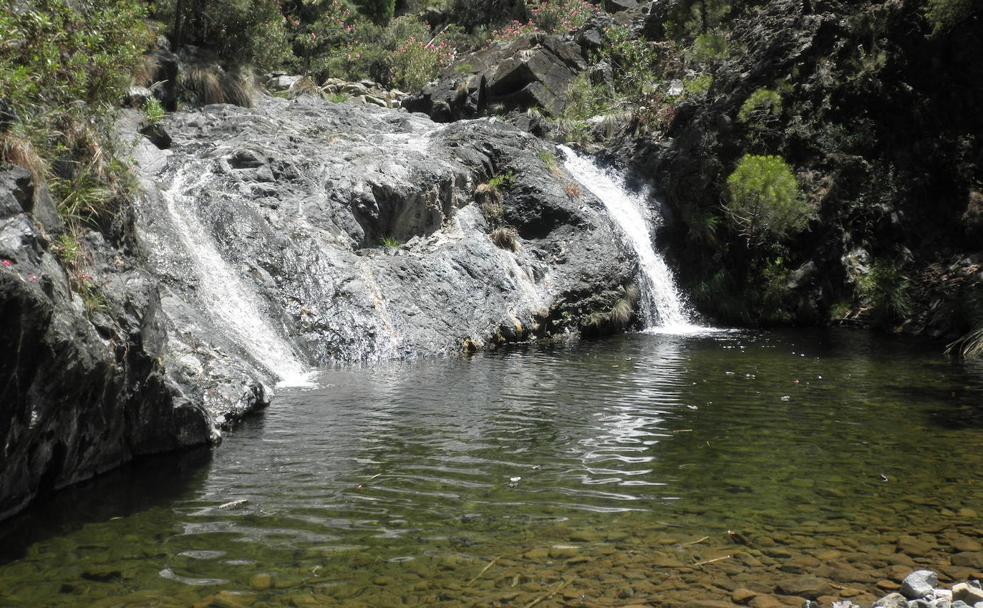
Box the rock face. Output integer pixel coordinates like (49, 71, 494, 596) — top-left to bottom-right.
(0, 167, 212, 521)
(1, 89, 642, 519)
(622, 0, 983, 333)
(404, 34, 587, 122)
(125, 95, 639, 384)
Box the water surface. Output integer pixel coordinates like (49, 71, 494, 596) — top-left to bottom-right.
(1, 329, 981, 607)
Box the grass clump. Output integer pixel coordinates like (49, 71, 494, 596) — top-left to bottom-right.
(490, 227, 519, 251)
(725, 155, 810, 247)
(858, 259, 912, 325)
(381, 236, 400, 249)
(144, 98, 166, 125)
(0, 0, 149, 227)
(538, 150, 560, 176)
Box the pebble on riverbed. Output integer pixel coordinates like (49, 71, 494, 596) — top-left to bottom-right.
(843, 572, 983, 608)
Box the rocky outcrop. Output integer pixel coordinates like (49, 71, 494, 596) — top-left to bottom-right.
(403, 33, 588, 122)
(125, 94, 640, 384)
(0, 167, 213, 521)
(621, 0, 983, 334)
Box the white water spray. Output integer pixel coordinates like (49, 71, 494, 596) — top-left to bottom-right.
(560, 146, 701, 333)
(162, 168, 313, 387)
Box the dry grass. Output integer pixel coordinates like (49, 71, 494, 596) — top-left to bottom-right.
(564, 183, 582, 200)
(132, 54, 160, 88)
(220, 68, 257, 107)
(180, 66, 226, 105)
(0, 133, 46, 190)
(490, 226, 519, 251)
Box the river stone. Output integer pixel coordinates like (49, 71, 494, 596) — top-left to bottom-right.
(873, 592, 909, 608)
(898, 536, 934, 557)
(902, 571, 939, 599)
(953, 554, 983, 569)
(953, 584, 983, 605)
(776, 576, 832, 599)
(732, 588, 757, 603)
(748, 595, 783, 608)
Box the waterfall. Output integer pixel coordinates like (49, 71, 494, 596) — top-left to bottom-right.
(162, 168, 313, 387)
(559, 146, 700, 333)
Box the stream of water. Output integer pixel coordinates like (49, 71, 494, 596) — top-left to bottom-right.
(163, 168, 312, 387)
(0, 330, 980, 607)
(560, 146, 698, 332)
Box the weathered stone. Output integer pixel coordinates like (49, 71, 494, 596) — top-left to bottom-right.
(872, 592, 909, 608)
(775, 576, 832, 599)
(732, 588, 757, 603)
(902, 571, 939, 599)
(953, 584, 983, 605)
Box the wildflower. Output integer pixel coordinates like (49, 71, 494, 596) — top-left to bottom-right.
(1, 259, 12, 268)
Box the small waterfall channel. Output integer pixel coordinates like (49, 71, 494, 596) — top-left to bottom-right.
(560, 146, 700, 333)
(162, 168, 312, 387)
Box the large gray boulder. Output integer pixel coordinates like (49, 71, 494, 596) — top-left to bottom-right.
(127, 95, 640, 382)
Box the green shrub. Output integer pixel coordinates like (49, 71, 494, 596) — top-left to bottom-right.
(683, 74, 713, 98)
(144, 98, 166, 125)
(601, 26, 659, 99)
(381, 236, 400, 249)
(486, 171, 516, 192)
(356, 0, 397, 24)
(160, 0, 291, 70)
(924, 0, 974, 35)
(686, 31, 730, 66)
(858, 259, 912, 324)
(738, 88, 782, 123)
(725, 155, 810, 246)
(0, 0, 149, 226)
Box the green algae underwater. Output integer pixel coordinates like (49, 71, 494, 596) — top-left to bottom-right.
(0, 329, 981, 607)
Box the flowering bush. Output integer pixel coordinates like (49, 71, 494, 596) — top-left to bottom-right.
(493, 0, 599, 42)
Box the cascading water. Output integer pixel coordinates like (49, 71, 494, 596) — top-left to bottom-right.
(162, 168, 313, 387)
(559, 146, 701, 333)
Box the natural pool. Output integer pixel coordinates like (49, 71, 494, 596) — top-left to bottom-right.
(1, 329, 981, 607)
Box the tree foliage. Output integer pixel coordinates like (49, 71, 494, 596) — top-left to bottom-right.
(725, 155, 810, 246)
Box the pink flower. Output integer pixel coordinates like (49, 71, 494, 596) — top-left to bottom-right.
(1, 260, 11, 268)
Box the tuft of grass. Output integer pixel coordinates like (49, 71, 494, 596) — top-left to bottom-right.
(538, 149, 560, 176)
(381, 236, 400, 249)
(327, 92, 349, 104)
(144, 97, 165, 125)
(485, 170, 516, 193)
(564, 183, 581, 200)
(858, 259, 912, 324)
(0, 132, 47, 191)
(481, 199, 504, 222)
(490, 226, 518, 251)
(132, 54, 160, 88)
(180, 66, 225, 105)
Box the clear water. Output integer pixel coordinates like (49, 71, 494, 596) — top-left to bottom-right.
(0, 330, 981, 607)
(560, 146, 697, 331)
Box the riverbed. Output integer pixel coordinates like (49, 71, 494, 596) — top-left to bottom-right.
(0, 329, 981, 607)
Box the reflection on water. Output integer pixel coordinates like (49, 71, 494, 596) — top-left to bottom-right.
(0, 329, 981, 607)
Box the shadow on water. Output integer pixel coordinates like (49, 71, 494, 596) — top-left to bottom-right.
(0, 447, 212, 566)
